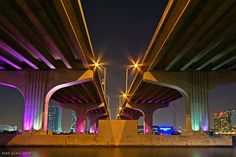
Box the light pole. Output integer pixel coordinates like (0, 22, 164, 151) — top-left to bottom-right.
(105, 94, 111, 119)
(94, 62, 110, 119)
(173, 102, 177, 128)
(125, 63, 139, 94)
(116, 95, 124, 120)
(118, 62, 139, 120)
(101, 67, 106, 95)
(94, 62, 107, 95)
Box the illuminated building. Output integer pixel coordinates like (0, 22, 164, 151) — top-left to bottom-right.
(214, 108, 236, 135)
(157, 126, 175, 135)
(137, 125, 176, 135)
(0, 125, 17, 132)
(48, 104, 62, 133)
(70, 111, 77, 133)
(229, 109, 236, 129)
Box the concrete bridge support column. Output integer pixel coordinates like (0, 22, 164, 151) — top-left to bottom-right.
(143, 71, 209, 131)
(23, 71, 47, 131)
(58, 104, 87, 134)
(95, 118, 99, 132)
(60, 103, 106, 133)
(144, 111, 153, 134)
(0, 69, 107, 133)
(76, 108, 87, 133)
(143, 71, 236, 132)
(88, 113, 108, 133)
(43, 70, 95, 131)
(0, 70, 47, 131)
(88, 114, 96, 133)
(126, 104, 159, 134)
(182, 91, 192, 131)
(189, 72, 209, 131)
(0, 69, 95, 131)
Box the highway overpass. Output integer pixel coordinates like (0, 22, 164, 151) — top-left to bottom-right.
(0, 0, 109, 133)
(118, 0, 236, 133)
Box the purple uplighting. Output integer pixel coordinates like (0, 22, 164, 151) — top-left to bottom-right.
(0, 65, 5, 70)
(0, 39, 39, 69)
(90, 128, 95, 133)
(0, 55, 21, 70)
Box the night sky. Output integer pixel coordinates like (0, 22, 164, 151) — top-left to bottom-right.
(0, 0, 236, 131)
(81, 0, 168, 119)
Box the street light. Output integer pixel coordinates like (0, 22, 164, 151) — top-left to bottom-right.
(116, 113, 120, 119)
(95, 62, 99, 68)
(125, 62, 141, 94)
(93, 60, 110, 118)
(93, 60, 107, 95)
(122, 93, 127, 98)
(116, 93, 126, 119)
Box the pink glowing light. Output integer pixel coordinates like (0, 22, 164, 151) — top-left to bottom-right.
(0, 83, 16, 88)
(80, 128, 84, 133)
(90, 128, 95, 133)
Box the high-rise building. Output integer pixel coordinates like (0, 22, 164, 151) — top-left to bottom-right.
(0, 125, 17, 132)
(214, 112, 230, 132)
(214, 108, 236, 135)
(70, 111, 77, 133)
(48, 103, 62, 133)
(230, 109, 236, 129)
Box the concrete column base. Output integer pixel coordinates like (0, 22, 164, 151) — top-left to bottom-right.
(21, 130, 31, 135)
(181, 130, 208, 136)
(31, 130, 47, 135)
(47, 130, 53, 135)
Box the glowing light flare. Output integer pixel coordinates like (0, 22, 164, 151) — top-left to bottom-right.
(126, 53, 143, 71)
(119, 90, 128, 99)
(90, 59, 107, 72)
(127, 62, 142, 71)
(122, 93, 127, 98)
(90, 129, 95, 133)
(95, 62, 99, 67)
(90, 52, 109, 70)
(76, 126, 85, 133)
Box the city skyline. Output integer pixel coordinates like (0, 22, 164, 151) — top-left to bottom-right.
(0, 81, 236, 130)
(47, 101, 62, 133)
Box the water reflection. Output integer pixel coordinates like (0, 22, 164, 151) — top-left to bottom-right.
(0, 147, 235, 157)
